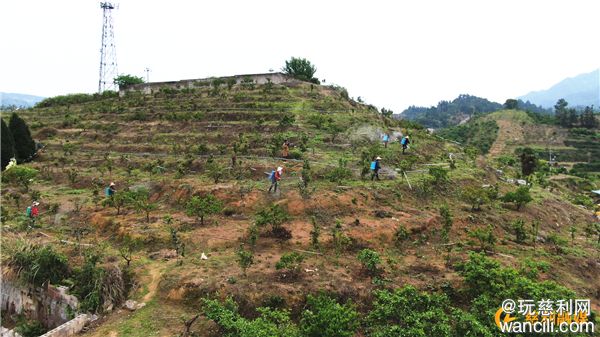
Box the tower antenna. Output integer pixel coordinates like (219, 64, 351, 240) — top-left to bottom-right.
(98, 2, 118, 92)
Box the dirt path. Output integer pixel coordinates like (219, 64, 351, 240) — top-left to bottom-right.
(143, 263, 163, 302)
(488, 119, 524, 157)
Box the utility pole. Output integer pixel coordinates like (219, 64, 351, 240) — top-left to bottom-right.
(145, 67, 151, 83)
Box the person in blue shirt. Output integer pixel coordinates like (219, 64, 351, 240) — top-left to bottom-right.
(106, 182, 117, 197)
(401, 136, 411, 154)
(370, 157, 381, 181)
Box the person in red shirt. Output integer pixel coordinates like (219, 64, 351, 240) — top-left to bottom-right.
(27, 201, 40, 227)
(31, 201, 40, 217)
(268, 167, 283, 193)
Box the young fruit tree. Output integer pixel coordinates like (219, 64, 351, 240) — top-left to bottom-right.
(186, 194, 223, 226)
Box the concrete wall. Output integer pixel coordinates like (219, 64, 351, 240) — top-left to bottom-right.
(38, 314, 90, 337)
(119, 72, 295, 96)
(1, 279, 79, 329)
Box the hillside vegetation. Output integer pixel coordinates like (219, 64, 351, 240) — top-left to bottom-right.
(400, 94, 551, 129)
(1, 79, 599, 336)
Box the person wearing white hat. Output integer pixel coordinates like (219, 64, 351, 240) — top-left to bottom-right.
(401, 135, 411, 154)
(26, 201, 40, 227)
(370, 157, 382, 181)
(106, 182, 117, 197)
(268, 167, 284, 193)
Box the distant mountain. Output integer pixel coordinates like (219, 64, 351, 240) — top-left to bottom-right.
(0, 92, 45, 108)
(399, 94, 503, 129)
(519, 69, 600, 108)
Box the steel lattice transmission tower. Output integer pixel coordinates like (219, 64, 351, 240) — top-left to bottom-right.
(98, 2, 118, 92)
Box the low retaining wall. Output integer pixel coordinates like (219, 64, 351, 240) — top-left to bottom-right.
(38, 314, 90, 337)
(120, 72, 294, 96)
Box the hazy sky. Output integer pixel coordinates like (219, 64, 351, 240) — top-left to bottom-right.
(1, 0, 599, 112)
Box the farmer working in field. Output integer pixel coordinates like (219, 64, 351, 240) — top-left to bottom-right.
(106, 182, 117, 197)
(382, 133, 390, 148)
(401, 135, 411, 154)
(26, 201, 40, 226)
(370, 157, 382, 181)
(282, 139, 290, 159)
(268, 166, 283, 193)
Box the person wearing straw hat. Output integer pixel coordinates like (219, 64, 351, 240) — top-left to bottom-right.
(401, 135, 411, 154)
(26, 201, 40, 227)
(370, 157, 382, 181)
(268, 167, 284, 193)
(106, 182, 117, 197)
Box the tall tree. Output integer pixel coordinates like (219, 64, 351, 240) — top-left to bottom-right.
(580, 106, 598, 128)
(282, 57, 319, 84)
(8, 113, 36, 162)
(566, 108, 578, 127)
(1, 118, 15, 170)
(519, 147, 537, 176)
(554, 98, 568, 127)
(503, 99, 519, 110)
(113, 74, 144, 89)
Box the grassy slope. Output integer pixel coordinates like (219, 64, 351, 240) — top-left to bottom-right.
(1, 84, 598, 336)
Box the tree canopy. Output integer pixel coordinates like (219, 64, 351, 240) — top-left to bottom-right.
(1, 118, 15, 170)
(8, 113, 35, 162)
(282, 57, 319, 84)
(113, 74, 145, 89)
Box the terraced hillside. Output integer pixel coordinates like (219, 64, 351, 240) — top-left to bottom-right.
(1, 80, 599, 336)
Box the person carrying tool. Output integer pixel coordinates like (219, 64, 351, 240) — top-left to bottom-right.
(26, 201, 40, 227)
(382, 133, 390, 148)
(268, 166, 283, 193)
(106, 182, 117, 197)
(370, 157, 382, 181)
(401, 135, 411, 154)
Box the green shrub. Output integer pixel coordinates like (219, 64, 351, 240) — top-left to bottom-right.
(326, 158, 353, 183)
(71, 251, 104, 312)
(2, 166, 38, 192)
(461, 186, 490, 211)
(300, 294, 359, 337)
(467, 225, 496, 251)
(279, 113, 296, 127)
(428, 166, 449, 186)
(35, 91, 117, 108)
(519, 258, 550, 280)
(7, 243, 70, 287)
(236, 245, 254, 276)
(357, 249, 381, 275)
(205, 160, 226, 183)
(571, 194, 594, 208)
(511, 219, 528, 243)
(310, 216, 320, 248)
(306, 113, 331, 130)
(226, 78, 237, 90)
(130, 188, 157, 223)
(501, 186, 532, 210)
(394, 225, 410, 247)
(203, 297, 300, 337)
(275, 252, 305, 277)
(102, 190, 134, 215)
(497, 155, 516, 166)
(186, 194, 224, 226)
(439, 205, 453, 242)
(546, 233, 568, 253)
(456, 252, 576, 333)
(14, 319, 46, 337)
(255, 204, 289, 232)
(367, 286, 454, 337)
